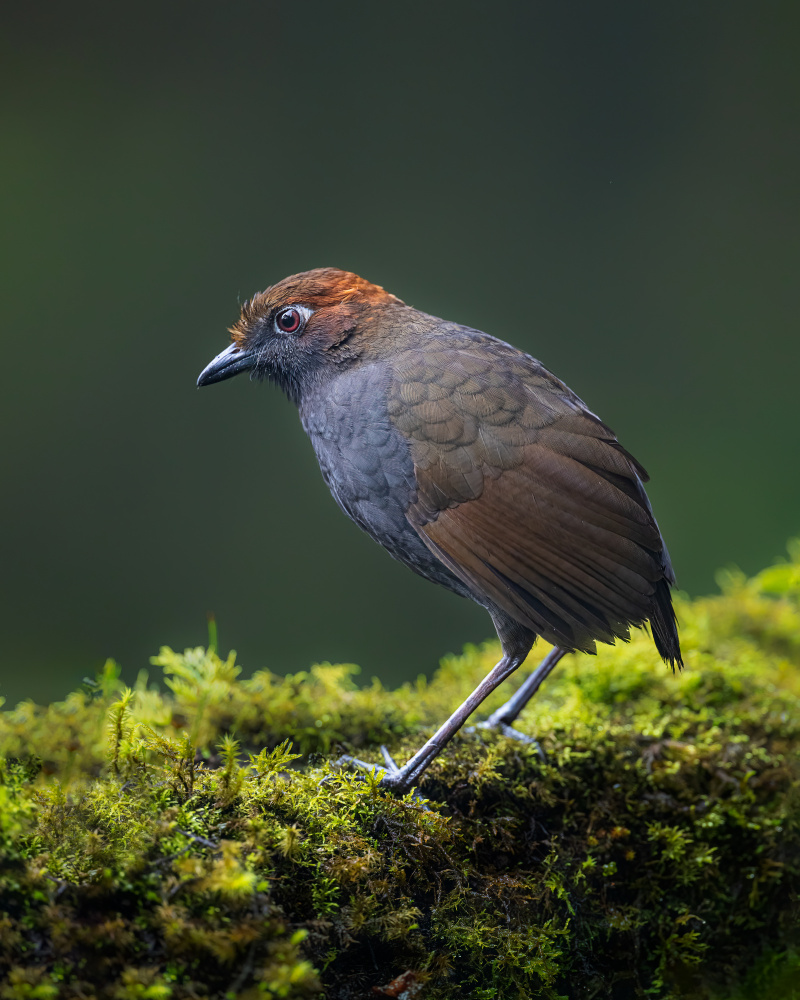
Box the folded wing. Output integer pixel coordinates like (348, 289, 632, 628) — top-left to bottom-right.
(387, 340, 680, 663)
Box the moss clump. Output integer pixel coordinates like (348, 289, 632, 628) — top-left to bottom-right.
(1, 545, 800, 999)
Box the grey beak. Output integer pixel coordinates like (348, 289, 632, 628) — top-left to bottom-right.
(197, 343, 256, 387)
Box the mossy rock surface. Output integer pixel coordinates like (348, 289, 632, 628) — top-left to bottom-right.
(1, 546, 800, 999)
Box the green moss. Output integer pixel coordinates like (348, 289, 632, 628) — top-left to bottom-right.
(1, 544, 800, 998)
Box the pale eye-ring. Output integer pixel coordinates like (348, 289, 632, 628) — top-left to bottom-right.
(275, 305, 311, 335)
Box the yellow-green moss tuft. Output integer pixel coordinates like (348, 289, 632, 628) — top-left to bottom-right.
(1, 545, 800, 998)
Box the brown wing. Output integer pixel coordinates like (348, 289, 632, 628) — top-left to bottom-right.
(387, 340, 671, 655)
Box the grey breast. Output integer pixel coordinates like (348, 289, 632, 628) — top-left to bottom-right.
(298, 362, 473, 599)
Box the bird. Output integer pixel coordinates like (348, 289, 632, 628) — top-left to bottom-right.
(197, 268, 682, 794)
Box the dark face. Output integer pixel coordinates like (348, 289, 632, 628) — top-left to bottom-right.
(196, 303, 318, 395)
(196, 267, 400, 401)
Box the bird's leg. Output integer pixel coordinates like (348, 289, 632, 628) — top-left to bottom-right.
(338, 623, 533, 795)
(483, 645, 567, 726)
(474, 646, 568, 752)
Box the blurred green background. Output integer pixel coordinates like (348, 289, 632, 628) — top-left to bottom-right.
(2, 2, 798, 706)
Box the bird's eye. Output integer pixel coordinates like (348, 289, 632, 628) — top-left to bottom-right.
(276, 307, 303, 334)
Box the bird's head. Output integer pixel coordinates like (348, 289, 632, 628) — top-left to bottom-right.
(197, 268, 403, 401)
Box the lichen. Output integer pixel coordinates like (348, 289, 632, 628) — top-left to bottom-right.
(1, 544, 800, 998)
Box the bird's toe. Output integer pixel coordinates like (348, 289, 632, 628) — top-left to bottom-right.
(467, 721, 547, 761)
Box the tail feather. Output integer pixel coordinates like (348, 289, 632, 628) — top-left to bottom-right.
(650, 576, 683, 669)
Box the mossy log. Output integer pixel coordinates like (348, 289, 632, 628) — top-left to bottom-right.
(1, 547, 800, 999)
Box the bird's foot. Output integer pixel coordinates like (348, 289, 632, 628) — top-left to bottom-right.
(334, 744, 399, 782)
(333, 746, 429, 804)
(465, 719, 546, 761)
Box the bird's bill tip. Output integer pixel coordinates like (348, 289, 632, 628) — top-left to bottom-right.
(197, 343, 255, 387)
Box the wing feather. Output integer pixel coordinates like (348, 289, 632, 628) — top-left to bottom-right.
(387, 339, 678, 658)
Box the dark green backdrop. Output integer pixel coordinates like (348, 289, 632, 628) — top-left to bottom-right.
(2, 2, 799, 706)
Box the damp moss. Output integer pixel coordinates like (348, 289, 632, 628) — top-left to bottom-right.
(1, 544, 800, 999)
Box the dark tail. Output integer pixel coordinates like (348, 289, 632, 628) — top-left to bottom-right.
(650, 577, 683, 670)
